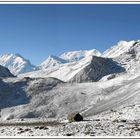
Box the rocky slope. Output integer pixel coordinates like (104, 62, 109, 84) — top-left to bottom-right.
(103, 40, 140, 73)
(103, 40, 135, 58)
(0, 65, 14, 78)
(69, 56, 125, 83)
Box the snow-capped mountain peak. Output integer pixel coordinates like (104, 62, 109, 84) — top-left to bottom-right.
(103, 40, 135, 58)
(102, 40, 140, 73)
(0, 53, 35, 75)
(39, 55, 67, 70)
(60, 49, 101, 62)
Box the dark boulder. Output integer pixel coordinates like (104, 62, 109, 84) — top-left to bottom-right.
(67, 112, 83, 122)
(107, 74, 116, 80)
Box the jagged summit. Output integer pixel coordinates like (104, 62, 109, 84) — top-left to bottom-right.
(39, 55, 68, 70)
(0, 53, 35, 75)
(103, 40, 135, 58)
(103, 40, 140, 73)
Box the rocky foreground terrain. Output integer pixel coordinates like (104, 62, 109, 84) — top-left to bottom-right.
(1, 103, 140, 137)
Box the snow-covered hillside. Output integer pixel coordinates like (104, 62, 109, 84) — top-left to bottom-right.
(20, 55, 124, 82)
(103, 40, 135, 58)
(0, 54, 35, 75)
(20, 56, 93, 81)
(1, 72, 140, 121)
(103, 40, 140, 73)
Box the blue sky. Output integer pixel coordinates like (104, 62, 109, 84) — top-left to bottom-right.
(0, 4, 140, 65)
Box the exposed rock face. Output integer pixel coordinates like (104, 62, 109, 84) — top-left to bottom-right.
(107, 41, 140, 73)
(103, 40, 135, 58)
(0, 77, 65, 120)
(27, 77, 65, 95)
(103, 40, 140, 73)
(69, 56, 125, 83)
(0, 65, 14, 78)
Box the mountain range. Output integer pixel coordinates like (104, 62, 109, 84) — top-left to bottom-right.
(0, 49, 102, 78)
(1, 40, 140, 125)
(0, 40, 138, 82)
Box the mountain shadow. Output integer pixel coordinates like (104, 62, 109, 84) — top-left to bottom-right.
(0, 78, 30, 109)
(69, 56, 126, 83)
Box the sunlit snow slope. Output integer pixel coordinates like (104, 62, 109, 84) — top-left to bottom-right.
(0, 54, 35, 75)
